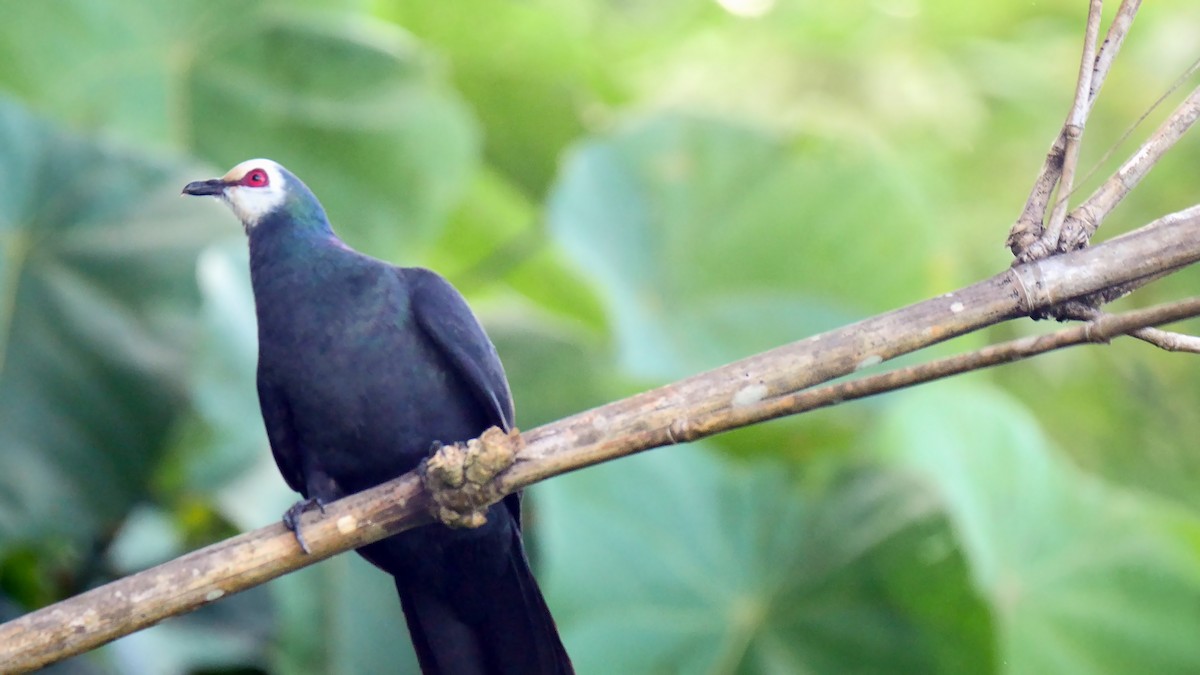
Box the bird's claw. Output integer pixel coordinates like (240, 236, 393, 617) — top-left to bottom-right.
(420, 426, 522, 529)
(282, 497, 327, 554)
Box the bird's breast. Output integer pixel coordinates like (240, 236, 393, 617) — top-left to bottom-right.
(253, 271, 486, 491)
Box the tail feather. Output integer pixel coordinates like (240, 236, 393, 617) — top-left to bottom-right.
(358, 493, 572, 675)
(395, 541, 573, 675)
(398, 584, 490, 675)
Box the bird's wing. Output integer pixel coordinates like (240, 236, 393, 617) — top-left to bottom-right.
(406, 267, 516, 432)
(256, 374, 306, 495)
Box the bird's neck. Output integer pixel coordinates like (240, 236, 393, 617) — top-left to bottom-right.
(248, 205, 348, 290)
(252, 199, 335, 238)
(250, 201, 338, 252)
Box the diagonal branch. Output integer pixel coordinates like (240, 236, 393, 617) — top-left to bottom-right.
(1012, 11, 1200, 266)
(1007, 0, 1141, 258)
(1040, 0, 1104, 249)
(4, 204, 1200, 672)
(671, 296, 1200, 441)
(1056, 78, 1200, 253)
(1090, 0, 1143, 102)
(1044, 296, 1200, 353)
(1127, 327, 1200, 353)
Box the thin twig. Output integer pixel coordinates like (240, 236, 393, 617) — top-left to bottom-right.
(1041, 0, 1103, 248)
(1090, 0, 1142, 102)
(1055, 82, 1200, 255)
(1129, 326, 1200, 352)
(1053, 299, 1200, 353)
(1073, 53, 1199, 197)
(1008, 0, 1143, 258)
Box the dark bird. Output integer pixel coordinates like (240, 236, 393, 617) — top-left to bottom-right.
(183, 159, 572, 675)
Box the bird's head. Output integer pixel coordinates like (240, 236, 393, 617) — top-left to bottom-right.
(183, 159, 312, 231)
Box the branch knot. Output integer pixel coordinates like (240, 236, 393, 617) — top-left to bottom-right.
(420, 426, 523, 529)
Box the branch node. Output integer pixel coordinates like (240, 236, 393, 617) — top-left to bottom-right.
(666, 418, 693, 445)
(1007, 264, 1044, 315)
(1081, 318, 1111, 344)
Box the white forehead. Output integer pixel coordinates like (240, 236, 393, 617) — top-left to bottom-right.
(222, 158, 286, 186)
(221, 158, 288, 228)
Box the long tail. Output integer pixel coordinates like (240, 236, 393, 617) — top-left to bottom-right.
(393, 532, 573, 675)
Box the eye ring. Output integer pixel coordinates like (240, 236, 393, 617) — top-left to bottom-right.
(242, 169, 270, 188)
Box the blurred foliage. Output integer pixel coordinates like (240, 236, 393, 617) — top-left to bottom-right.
(2, 0, 1200, 673)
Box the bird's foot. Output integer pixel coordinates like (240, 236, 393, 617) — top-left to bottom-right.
(282, 497, 327, 554)
(420, 426, 523, 529)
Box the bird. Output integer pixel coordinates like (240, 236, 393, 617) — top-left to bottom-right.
(183, 159, 573, 675)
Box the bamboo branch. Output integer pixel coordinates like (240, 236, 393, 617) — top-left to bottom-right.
(4, 204, 1200, 672)
(1040, 0, 1103, 248)
(1014, 47, 1200, 264)
(1056, 80, 1200, 253)
(1008, 0, 1141, 257)
(670, 296, 1200, 441)
(1090, 0, 1142, 102)
(502, 203, 1200, 487)
(1046, 297, 1200, 353)
(1128, 327, 1200, 353)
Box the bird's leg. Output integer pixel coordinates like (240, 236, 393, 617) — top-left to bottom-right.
(421, 426, 523, 529)
(282, 497, 327, 554)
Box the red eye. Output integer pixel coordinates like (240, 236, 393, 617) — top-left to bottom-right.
(241, 169, 269, 188)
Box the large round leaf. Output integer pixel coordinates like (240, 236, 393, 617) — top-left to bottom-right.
(547, 114, 931, 381)
(157, 240, 268, 494)
(0, 96, 223, 548)
(378, 0, 608, 197)
(536, 447, 990, 674)
(876, 381, 1200, 674)
(187, 10, 480, 258)
(270, 555, 419, 675)
(0, 1, 479, 261)
(0, 1, 355, 143)
(488, 315, 614, 429)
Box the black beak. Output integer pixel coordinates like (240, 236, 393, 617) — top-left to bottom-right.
(182, 178, 227, 196)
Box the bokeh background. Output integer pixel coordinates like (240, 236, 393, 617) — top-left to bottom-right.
(3, 1, 1200, 673)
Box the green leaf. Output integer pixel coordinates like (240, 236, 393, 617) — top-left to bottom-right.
(0, 96, 222, 549)
(159, 240, 267, 494)
(378, 0, 605, 197)
(488, 315, 614, 429)
(187, 10, 480, 259)
(0, 2, 479, 261)
(535, 447, 985, 674)
(428, 166, 611, 332)
(427, 167, 538, 281)
(876, 380, 1200, 674)
(271, 556, 419, 675)
(0, 1, 364, 139)
(994, 343, 1200, 514)
(547, 114, 929, 381)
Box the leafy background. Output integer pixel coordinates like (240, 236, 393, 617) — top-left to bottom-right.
(2, 1, 1200, 673)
